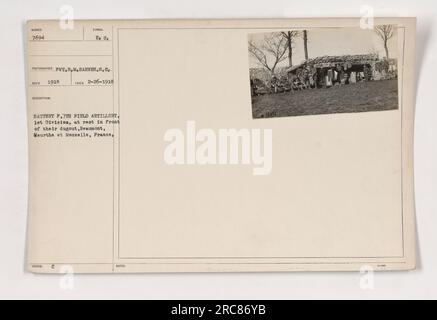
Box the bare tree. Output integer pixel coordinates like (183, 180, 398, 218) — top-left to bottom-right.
(303, 30, 309, 61)
(280, 31, 301, 67)
(374, 25, 395, 59)
(248, 33, 288, 75)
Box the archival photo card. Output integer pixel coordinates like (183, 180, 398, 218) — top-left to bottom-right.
(25, 18, 416, 273)
(248, 26, 399, 118)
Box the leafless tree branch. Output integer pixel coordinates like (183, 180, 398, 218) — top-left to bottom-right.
(374, 25, 395, 59)
(248, 33, 288, 74)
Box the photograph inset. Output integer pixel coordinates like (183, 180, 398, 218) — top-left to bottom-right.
(248, 26, 399, 118)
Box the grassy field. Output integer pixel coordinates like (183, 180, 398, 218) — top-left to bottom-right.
(251, 79, 399, 118)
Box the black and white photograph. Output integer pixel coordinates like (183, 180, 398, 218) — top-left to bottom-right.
(248, 26, 399, 118)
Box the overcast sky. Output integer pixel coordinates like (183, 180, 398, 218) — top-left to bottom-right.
(248, 26, 398, 69)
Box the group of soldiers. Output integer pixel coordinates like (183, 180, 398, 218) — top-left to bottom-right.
(250, 62, 394, 96)
(250, 75, 309, 96)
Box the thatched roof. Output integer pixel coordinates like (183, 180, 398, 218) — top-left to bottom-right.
(287, 54, 379, 73)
